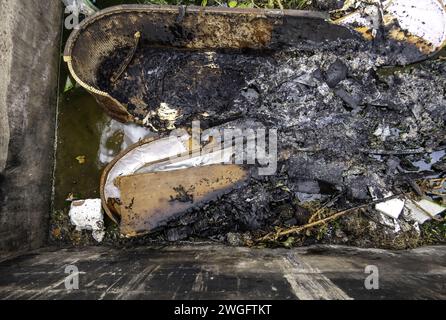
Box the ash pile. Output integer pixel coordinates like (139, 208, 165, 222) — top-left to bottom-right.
(92, 41, 446, 248)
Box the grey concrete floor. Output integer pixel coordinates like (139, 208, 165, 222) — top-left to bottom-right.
(0, 244, 444, 300)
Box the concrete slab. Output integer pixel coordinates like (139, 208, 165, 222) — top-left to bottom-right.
(0, 245, 444, 300)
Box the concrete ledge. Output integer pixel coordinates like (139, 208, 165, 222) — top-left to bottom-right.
(0, 245, 444, 300)
(0, 1, 63, 253)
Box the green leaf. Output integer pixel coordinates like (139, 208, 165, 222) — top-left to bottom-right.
(228, 0, 238, 8)
(282, 237, 295, 248)
(64, 76, 74, 93)
(237, 2, 254, 8)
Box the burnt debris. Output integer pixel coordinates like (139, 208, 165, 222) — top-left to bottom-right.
(88, 39, 446, 247)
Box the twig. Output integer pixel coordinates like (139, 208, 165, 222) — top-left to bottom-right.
(430, 178, 446, 190)
(308, 192, 344, 224)
(429, 191, 446, 196)
(257, 194, 404, 243)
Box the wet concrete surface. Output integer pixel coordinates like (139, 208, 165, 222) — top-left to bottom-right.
(0, 245, 444, 300)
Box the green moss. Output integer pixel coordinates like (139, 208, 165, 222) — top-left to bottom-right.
(420, 220, 446, 245)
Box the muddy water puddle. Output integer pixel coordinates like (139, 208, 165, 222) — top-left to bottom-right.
(53, 88, 108, 211)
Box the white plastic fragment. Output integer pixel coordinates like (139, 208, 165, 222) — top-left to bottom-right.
(369, 187, 402, 232)
(69, 199, 105, 242)
(375, 197, 406, 219)
(405, 199, 445, 224)
(369, 186, 405, 219)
